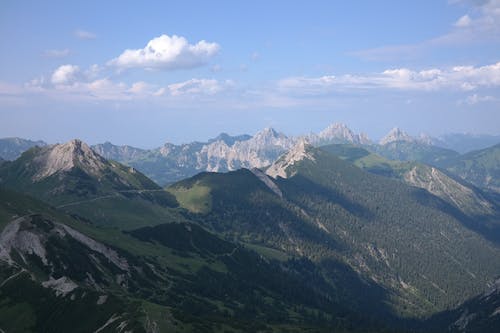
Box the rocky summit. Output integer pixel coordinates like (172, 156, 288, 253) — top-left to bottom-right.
(32, 139, 108, 181)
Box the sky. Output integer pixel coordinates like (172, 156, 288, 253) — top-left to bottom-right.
(1, 0, 499, 147)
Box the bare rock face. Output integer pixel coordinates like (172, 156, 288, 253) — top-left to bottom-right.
(304, 123, 372, 146)
(198, 127, 296, 172)
(403, 165, 494, 216)
(0, 215, 130, 296)
(266, 140, 316, 179)
(0, 215, 129, 272)
(33, 139, 108, 181)
(42, 276, 78, 296)
(379, 127, 415, 145)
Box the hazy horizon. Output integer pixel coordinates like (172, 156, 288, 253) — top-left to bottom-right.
(2, 122, 500, 150)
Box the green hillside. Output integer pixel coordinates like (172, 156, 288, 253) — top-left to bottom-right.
(370, 141, 460, 166)
(437, 143, 500, 193)
(321, 144, 499, 220)
(170, 145, 500, 318)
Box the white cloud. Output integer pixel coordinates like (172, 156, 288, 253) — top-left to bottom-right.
(128, 81, 155, 95)
(108, 34, 219, 70)
(462, 93, 497, 104)
(43, 49, 71, 58)
(25, 76, 47, 91)
(51, 65, 81, 85)
(19, 66, 233, 102)
(84, 79, 128, 99)
(278, 61, 500, 94)
(454, 14, 472, 27)
(84, 64, 101, 80)
(47, 78, 144, 101)
(74, 29, 97, 40)
(166, 78, 229, 96)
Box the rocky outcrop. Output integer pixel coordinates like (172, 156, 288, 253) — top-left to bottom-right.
(403, 165, 495, 216)
(307, 123, 371, 145)
(380, 127, 415, 145)
(0, 215, 131, 296)
(33, 139, 108, 181)
(266, 140, 316, 179)
(198, 127, 296, 172)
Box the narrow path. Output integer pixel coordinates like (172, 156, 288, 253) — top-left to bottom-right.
(56, 189, 166, 209)
(0, 268, 26, 288)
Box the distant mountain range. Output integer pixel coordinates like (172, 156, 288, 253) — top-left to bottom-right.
(91, 124, 374, 185)
(0, 137, 47, 160)
(1, 134, 500, 332)
(1, 124, 499, 188)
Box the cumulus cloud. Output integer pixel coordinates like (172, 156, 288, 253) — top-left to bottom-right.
(53, 77, 231, 101)
(51, 65, 81, 85)
(43, 49, 71, 58)
(24, 65, 232, 102)
(74, 29, 97, 40)
(278, 61, 500, 94)
(108, 34, 219, 70)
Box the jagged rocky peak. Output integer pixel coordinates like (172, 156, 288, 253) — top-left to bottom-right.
(319, 123, 356, 141)
(33, 139, 107, 181)
(254, 127, 286, 142)
(251, 127, 296, 150)
(379, 127, 415, 145)
(266, 139, 315, 179)
(307, 122, 372, 145)
(259, 127, 279, 136)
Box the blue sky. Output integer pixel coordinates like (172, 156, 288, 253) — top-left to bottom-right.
(1, 0, 499, 147)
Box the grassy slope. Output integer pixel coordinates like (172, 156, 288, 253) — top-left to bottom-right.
(167, 183, 212, 214)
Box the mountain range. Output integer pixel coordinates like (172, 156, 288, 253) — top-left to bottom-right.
(3, 124, 499, 188)
(0, 132, 500, 332)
